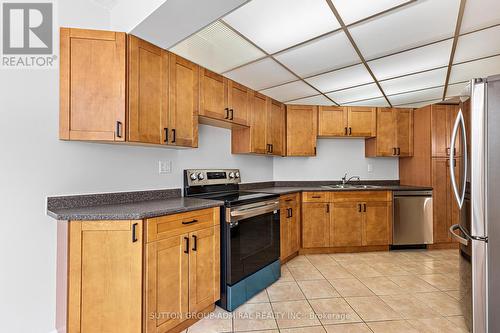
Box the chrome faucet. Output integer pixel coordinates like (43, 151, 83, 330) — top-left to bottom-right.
(341, 172, 361, 185)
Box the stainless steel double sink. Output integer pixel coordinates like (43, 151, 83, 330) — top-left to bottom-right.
(321, 184, 383, 190)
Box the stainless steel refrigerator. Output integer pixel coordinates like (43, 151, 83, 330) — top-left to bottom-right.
(449, 76, 500, 332)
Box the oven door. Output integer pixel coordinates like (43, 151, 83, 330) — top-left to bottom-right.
(226, 200, 280, 285)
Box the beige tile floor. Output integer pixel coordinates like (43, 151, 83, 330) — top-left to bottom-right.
(185, 249, 469, 333)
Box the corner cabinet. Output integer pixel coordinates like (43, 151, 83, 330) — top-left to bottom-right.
(365, 108, 414, 157)
(59, 208, 220, 333)
(286, 105, 318, 156)
(60, 28, 126, 141)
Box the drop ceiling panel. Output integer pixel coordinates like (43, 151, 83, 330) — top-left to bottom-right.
(326, 83, 382, 104)
(454, 25, 500, 64)
(368, 39, 452, 80)
(287, 94, 333, 106)
(275, 31, 360, 77)
(260, 80, 318, 102)
(343, 97, 390, 107)
(225, 58, 297, 91)
(446, 82, 469, 98)
(223, 0, 340, 54)
(332, 0, 410, 25)
(305, 64, 373, 93)
(388, 86, 444, 106)
(395, 99, 442, 108)
(380, 68, 447, 96)
(170, 21, 265, 73)
(460, 0, 500, 34)
(449, 55, 500, 84)
(349, 0, 460, 59)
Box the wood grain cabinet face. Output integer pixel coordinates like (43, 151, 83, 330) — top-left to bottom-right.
(60, 28, 126, 141)
(168, 53, 199, 147)
(347, 107, 376, 137)
(68, 221, 142, 333)
(146, 234, 189, 333)
(396, 108, 414, 157)
(226, 81, 250, 126)
(432, 105, 461, 158)
(318, 106, 348, 137)
(331, 202, 362, 247)
(268, 100, 286, 156)
(363, 201, 392, 246)
(250, 93, 268, 154)
(302, 202, 330, 248)
(286, 105, 318, 156)
(280, 194, 301, 260)
(128, 35, 164, 144)
(199, 68, 227, 121)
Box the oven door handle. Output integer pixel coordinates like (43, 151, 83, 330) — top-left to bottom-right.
(228, 202, 279, 222)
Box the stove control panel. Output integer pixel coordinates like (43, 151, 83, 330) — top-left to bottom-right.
(185, 169, 241, 187)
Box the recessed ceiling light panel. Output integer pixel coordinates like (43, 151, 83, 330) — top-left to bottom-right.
(260, 80, 318, 102)
(460, 0, 500, 34)
(388, 86, 444, 105)
(449, 55, 500, 84)
(332, 0, 410, 25)
(380, 68, 447, 96)
(306, 64, 374, 93)
(326, 83, 382, 104)
(287, 94, 333, 106)
(454, 25, 500, 64)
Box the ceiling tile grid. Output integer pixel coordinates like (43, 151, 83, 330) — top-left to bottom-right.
(449, 55, 500, 84)
(388, 86, 444, 106)
(287, 94, 334, 105)
(326, 83, 382, 104)
(380, 67, 447, 96)
(454, 25, 500, 64)
(260, 80, 318, 102)
(225, 58, 297, 91)
(305, 64, 374, 93)
(460, 0, 500, 34)
(331, 0, 410, 25)
(344, 96, 390, 107)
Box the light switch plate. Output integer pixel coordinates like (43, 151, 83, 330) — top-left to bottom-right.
(159, 160, 172, 174)
(367, 163, 373, 173)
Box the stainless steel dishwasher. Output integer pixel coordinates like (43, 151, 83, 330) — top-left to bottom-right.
(393, 190, 433, 245)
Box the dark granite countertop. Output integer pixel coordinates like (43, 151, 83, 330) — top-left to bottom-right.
(47, 197, 223, 220)
(245, 185, 432, 195)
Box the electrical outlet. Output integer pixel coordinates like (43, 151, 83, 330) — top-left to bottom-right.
(159, 160, 172, 174)
(367, 163, 373, 173)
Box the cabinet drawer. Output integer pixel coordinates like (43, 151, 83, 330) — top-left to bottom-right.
(280, 193, 300, 206)
(302, 192, 330, 202)
(331, 191, 392, 203)
(146, 208, 219, 242)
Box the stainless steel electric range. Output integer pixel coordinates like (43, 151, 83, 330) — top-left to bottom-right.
(183, 169, 281, 311)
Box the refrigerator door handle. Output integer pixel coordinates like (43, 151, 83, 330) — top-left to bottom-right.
(450, 110, 467, 209)
(449, 223, 488, 244)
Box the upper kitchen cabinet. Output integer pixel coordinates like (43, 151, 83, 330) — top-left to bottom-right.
(318, 106, 348, 137)
(128, 35, 165, 145)
(432, 104, 462, 158)
(286, 105, 318, 156)
(317, 106, 376, 137)
(232, 96, 285, 156)
(199, 69, 250, 127)
(167, 53, 199, 148)
(60, 28, 126, 141)
(365, 108, 414, 157)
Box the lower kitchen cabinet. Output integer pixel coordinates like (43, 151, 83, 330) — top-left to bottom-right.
(61, 208, 220, 333)
(331, 202, 362, 247)
(302, 201, 330, 248)
(280, 193, 301, 260)
(363, 201, 392, 246)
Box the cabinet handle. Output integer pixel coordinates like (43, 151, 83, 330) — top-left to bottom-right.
(171, 129, 176, 143)
(289, 208, 293, 218)
(285, 199, 293, 202)
(326, 204, 330, 213)
(184, 237, 189, 254)
(192, 235, 197, 251)
(344, 127, 348, 135)
(224, 108, 229, 119)
(312, 195, 321, 198)
(116, 121, 123, 138)
(314, 147, 317, 155)
(358, 204, 362, 212)
(182, 219, 198, 225)
(446, 147, 451, 156)
(348, 127, 352, 135)
(132, 223, 138, 242)
(363, 203, 367, 212)
(397, 147, 401, 156)
(164, 128, 168, 143)
(270, 144, 273, 153)
(393, 147, 397, 155)
(230, 109, 234, 120)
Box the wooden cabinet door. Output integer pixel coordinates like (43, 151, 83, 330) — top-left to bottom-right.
(280, 204, 291, 260)
(318, 106, 348, 137)
(128, 35, 164, 144)
(347, 107, 376, 137)
(396, 108, 414, 157)
(375, 108, 397, 156)
(60, 28, 126, 141)
(432, 105, 448, 157)
(68, 221, 142, 333)
(302, 203, 330, 248)
(363, 201, 391, 246)
(199, 68, 226, 120)
(432, 158, 451, 242)
(227, 80, 251, 126)
(447, 105, 462, 157)
(189, 226, 220, 313)
(286, 105, 318, 156)
(289, 202, 301, 254)
(331, 202, 362, 247)
(168, 53, 199, 147)
(251, 92, 268, 154)
(145, 234, 189, 333)
(267, 100, 286, 156)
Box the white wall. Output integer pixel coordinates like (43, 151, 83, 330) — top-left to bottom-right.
(273, 138, 399, 181)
